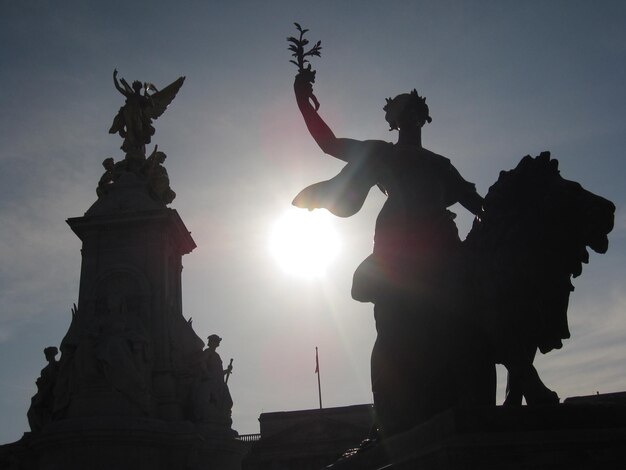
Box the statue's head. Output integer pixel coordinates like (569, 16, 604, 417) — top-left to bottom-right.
(154, 151, 167, 164)
(383, 89, 432, 131)
(208, 334, 222, 348)
(102, 157, 115, 170)
(132, 80, 142, 93)
(44, 346, 58, 361)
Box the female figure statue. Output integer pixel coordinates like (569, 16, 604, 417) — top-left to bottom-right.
(293, 75, 488, 437)
(109, 69, 156, 156)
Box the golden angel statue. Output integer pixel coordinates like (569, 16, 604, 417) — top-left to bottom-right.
(109, 69, 185, 157)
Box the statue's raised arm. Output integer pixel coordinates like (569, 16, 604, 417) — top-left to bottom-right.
(289, 25, 391, 216)
(289, 24, 387, 165)
(112, 69, 129, 97)
(288, 23, 321, 110)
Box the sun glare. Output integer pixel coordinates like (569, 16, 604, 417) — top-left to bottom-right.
(270, 208, 341, 278)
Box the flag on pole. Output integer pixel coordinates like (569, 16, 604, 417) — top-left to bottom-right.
(315, 346, 319, 374)
(315, 346, 322, 409)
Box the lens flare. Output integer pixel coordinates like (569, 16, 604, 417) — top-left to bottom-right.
(270, 208, 341, 278)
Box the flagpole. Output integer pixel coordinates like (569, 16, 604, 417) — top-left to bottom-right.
(315, 346, 323, 409)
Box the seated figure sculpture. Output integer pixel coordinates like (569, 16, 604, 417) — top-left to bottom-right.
(27, 347, 59, 432)
(143, 147, 176, 204)
(96, 158, 118, 198)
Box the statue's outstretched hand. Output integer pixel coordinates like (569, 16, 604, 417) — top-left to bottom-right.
(294, 73, 313, 99)
(294, 73, 320, 111)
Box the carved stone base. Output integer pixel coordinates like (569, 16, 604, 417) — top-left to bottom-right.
(24, 417, 246, 470)
(327, 404, 626, 470)
(64, 384, 150, 419)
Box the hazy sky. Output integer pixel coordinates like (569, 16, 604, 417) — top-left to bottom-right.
(1, 1, 625, 443)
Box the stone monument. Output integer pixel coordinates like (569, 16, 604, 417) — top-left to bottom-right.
(288, 25, 622, 469)
(0, 70, 246, 470)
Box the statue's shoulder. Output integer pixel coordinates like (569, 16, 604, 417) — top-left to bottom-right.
(419, 147, 452, 166)
(361, 139, 394, 155)
(366, 139, 394, 147)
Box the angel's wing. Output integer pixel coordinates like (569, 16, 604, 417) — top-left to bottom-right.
(148, 76, 186, 120)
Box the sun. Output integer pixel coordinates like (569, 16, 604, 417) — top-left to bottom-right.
(270, 208, 341, 278)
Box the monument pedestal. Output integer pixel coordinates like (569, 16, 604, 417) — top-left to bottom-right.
(0, 78, 247, 469)
(329, 404, 626, 470)
(0, 178, 248, 469)
(29, 417, 244, 470)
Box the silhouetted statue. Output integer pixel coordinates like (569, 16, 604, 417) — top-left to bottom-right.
(96, 157, 118, 198)
(291, 30, 483, 438)
(109, 69, 185, 157)
(27, 347, 59, 432)
(89, 72, 183, 208)
(192, 334, 233, 423)
(294, 76, 484, 436)
(289, 25, 615, 439)
(465, 152, 615, 406)
(52, 304, 79, 418)
(143, 146, 176, 204)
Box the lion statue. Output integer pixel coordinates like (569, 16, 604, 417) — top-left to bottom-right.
(465, 151, 615, 405)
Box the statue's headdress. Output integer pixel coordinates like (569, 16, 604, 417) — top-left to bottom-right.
(44, 346, 58, 358)
(208, 334, 222, 344)
(383, 89, 432, 131)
